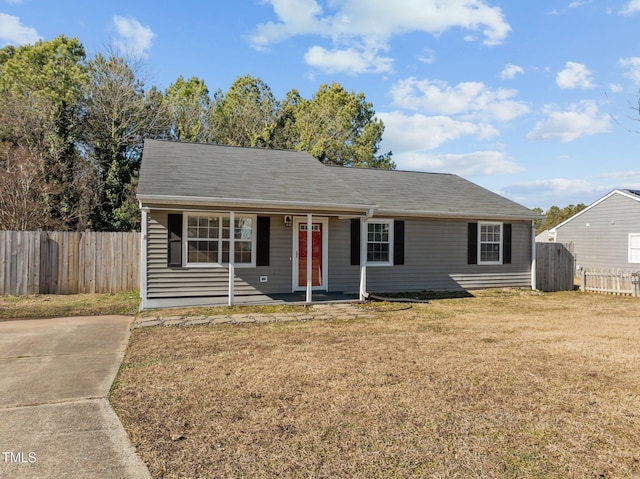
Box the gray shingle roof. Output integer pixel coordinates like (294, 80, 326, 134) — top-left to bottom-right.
(330, 167, 538, 219)
(138, 139, 539, 220)
(137, 139, 373, 209)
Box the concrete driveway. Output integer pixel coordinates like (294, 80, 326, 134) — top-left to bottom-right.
(0, 316, 150, 479)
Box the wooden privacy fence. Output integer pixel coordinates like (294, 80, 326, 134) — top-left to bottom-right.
(536, 242, 575, 292)
(0, 231, 140, 295)
(581, 269, 640, 297)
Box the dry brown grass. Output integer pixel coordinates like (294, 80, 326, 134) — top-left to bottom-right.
(110, 289, 640, 479)
(0, 291, 139, 319)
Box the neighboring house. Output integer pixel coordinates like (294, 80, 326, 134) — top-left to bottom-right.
(551, 189, 640, 271)
(137, 139, 541, 309)
(535, 229, 556, 242)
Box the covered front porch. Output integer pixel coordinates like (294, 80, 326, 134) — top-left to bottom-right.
(140, 206, 374, 310)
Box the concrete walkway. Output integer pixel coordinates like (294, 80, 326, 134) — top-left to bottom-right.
(0, 316, 150, 479)
(133, 303, 376, 328)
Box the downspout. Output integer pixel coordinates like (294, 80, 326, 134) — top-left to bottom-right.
(531, 220, 537, 290)
(229, 211, 235, 306)
(139, 205, 148, 311)
(359, 208, 375, 301)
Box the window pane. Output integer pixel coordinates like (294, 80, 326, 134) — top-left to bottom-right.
(222, 218, 230, 239)
(235, 217, 253, 240)
(187, 240, 218, 263)
(481, 243, 500, 262)
(367, 222, 390, 263)
(188, 216, 198, 227)
(367, 242, 389, 262)
(235, 241, 252, 263)
(221, 241, 229, 263)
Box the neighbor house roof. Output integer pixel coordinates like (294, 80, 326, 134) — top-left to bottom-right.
(550, 189, 640, 232)
(137, 139, 539, 220)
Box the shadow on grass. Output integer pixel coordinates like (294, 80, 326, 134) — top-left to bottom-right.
(370, 290, 475, 301)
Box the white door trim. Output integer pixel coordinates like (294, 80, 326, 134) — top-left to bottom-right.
(292, 216, 329, 291)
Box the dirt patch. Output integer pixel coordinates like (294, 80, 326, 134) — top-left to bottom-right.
(110, 290, 640, 478)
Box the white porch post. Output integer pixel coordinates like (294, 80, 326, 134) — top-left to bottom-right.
(306, 214, 312, 303)
(359, 217, 367, 301)
(531, 219, 537, 290)
(139, 206, 148, 310)
(228, 211, 235, 306)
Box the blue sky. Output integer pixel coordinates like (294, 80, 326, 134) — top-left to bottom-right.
(2, 0, 640, 210)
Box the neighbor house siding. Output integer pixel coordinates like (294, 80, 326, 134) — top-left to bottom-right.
(328, 218, 532, 292)
(555, 193, 640, 271)
(146, 211, 292, 300)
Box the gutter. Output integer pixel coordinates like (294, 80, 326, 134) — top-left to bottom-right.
(374, 209, 543, 221)
(136, 194, 378, 213)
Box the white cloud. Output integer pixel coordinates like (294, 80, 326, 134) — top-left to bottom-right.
(389, 77, 529, 122)
(503, 172, 640, 209)
(568, 1, 592, 8)
(618, 57, 640, 85)
(249, 0, 324, 49)
(609, 83, 624, 93)
(250, 0, 510, 73)
(378, 110, 498, 152)
(417, 48, 435, 64)
(556, 61, 596, 89)
(526, 101, 611, 142)
(112, 15, 156, 56)
(500, 64, 524, 80)
(396, 150, 523, 176)
(619, 0, 640, 15)
(304, 45, 393, 74)
(0, 13, 40, 46)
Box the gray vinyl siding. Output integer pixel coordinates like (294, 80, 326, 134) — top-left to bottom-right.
(145, 213, 532, 306)
(146, 212, 292, 300)
(555, 193, 640, 271)
(328, 218, 532, 292)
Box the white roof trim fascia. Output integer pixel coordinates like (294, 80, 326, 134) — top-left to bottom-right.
(137, 194, 377, 213)
(374, 209, 541, 221)
(550, 189, 640, 233)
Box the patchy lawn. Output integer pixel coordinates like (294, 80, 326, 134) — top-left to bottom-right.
(0, 291, 140, 319)
(110, 290, 640, 479)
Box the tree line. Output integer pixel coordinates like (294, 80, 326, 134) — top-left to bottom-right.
(533, 204, 586, 235)
(0, 35, 393, 232)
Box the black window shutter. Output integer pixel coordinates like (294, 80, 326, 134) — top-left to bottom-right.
(350, 219, 360, 265)
(393, 220, 404, 265)
(467, 222, 478, 265)
(503, 223, 512, 264)
(256, 216, 270, 267)
(167, 213, 183, 267)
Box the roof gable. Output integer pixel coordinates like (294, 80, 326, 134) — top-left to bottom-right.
(551, 189, 640, 232)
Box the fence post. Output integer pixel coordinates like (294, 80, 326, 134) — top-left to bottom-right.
(633, 273, 639, 297)
(580, 269, 586, 292)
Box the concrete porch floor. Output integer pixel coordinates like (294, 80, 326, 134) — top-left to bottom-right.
(144, 292, 360, 310)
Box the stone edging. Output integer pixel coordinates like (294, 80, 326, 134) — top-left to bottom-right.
(132, 304, 375, 329)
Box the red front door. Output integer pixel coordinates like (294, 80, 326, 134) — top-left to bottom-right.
(298, 223, 322, 287)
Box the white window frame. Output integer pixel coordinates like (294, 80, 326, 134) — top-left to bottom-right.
(365, 219, 393, 266)
(183, 213, 257, 268)
(629, 233, 640, 263)
(478, 221, 503, 265)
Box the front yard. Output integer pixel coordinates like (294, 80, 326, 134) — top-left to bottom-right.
(110, 290, 640, 478)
